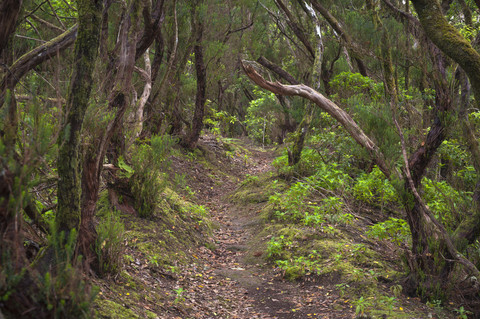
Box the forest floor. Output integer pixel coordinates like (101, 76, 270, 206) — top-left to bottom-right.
(172, 136, 357, 318)
(94, 135, 458, 319)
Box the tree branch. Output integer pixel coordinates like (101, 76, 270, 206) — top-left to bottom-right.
(256, 56, 300, 85)
(242, 60, 390, 176)
(0, 25, 78, 107)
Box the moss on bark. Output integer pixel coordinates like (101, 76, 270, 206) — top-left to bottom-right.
(56, 0, 103, 232)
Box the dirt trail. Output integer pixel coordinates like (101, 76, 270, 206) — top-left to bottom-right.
(178, 137, 352, 319)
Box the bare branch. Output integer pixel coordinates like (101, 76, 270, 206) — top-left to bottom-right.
(257, 56, 300, 85)
(30, 14, 65, 33)
(242, 60, 390, 176)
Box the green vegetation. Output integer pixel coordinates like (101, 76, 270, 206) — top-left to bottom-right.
(131, 135, 176, 218)
(3, 0, 480, 317)
(95, 211, 126, 276)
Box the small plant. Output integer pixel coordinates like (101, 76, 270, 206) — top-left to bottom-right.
(266, 235, 292, 259)
(367, 218, 410, 246)
(189, 204, 209, 218)
(148, 254, 161, 267)
(352, 296, 372, 316)
(275, 256, 320, 280)
(426, 299, 442, 310)
(41, 229, 98, 317)
(241, 174, 259, 186)
(380, 296, 397, 315)
(351, 243, 367, 262)
(454, 306, 472, 319)
(167, 265, 179, 274)
(422, 177, 470, 231)
(173, 287, 185, 304)
(335, 283, 350, 298)
(321, 196, 344, 214)
(95, 211, 126, 275)
(352, 166, 398, 207)
(303, 211, 325, 226)
(322, 225, 339, 236)
(268, 181, 311, 222)
(131, 135, 176, 218)
(338, 213, 354, 225)
(244, 154, 249, 166)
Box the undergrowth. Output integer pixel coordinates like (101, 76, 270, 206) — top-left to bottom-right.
(233, 130, 461, 317)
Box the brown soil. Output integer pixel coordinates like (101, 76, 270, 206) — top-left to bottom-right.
(167, 136, 357, 318)
(95, 135, 457, 319)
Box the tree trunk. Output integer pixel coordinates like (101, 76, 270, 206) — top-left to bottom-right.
(77, 0, 143, 270)
(0, 0, 22, 56)
(412, 0, 480, 250)
(182, 9, 206, 149)
(288, 108, 312, 166)
(56, 0, 103, 233)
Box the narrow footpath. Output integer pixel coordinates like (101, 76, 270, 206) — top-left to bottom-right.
(174, 136, 353, 319)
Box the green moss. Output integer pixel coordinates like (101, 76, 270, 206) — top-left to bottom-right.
(145, 310, 158, 319)
(231, 173, 287, 204)
(95, 299, 139, 319)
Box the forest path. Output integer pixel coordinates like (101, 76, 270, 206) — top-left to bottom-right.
(175, 136, 352, 319)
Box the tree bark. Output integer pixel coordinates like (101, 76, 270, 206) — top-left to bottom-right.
(0, 0, 22, 56)
(56, 1, 102, 233)
(411, 0, 480, 248)
(411, 0, 480, 101)
(182, 5, 206, 149)
(77, 0, 143, 271)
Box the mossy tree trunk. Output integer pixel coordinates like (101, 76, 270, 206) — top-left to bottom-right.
(77, 0, 147, 271)
(409, 0, 480, 289)
(56, 0, 103, 233)
(287, 110, 312, 166)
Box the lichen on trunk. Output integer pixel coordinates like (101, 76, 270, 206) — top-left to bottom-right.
(56, 0, 103, 232)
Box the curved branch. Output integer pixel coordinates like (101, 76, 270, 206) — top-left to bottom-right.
(242, 60, 390, 176)
(257, 56, 300, 85)
(0, 25, 78, 107)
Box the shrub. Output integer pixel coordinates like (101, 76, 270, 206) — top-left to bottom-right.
(39, 229, 98, 318)
(244, 89, 279, 144)
(422, 177, 470, 230)
(131, 135, 176, 218)
(95, 211, 126, 276)
(352, 166, 398, 206)
(367, 217, 410, 246)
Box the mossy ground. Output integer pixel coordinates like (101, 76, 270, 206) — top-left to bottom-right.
(232, 167, 458, 318)
(94, 135, 458, 318)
